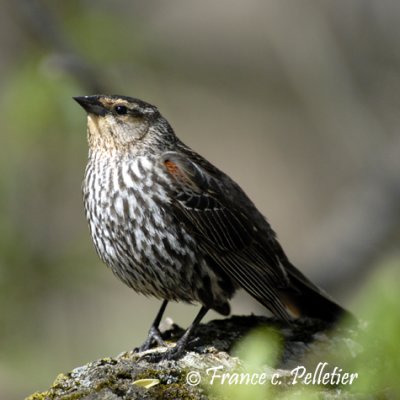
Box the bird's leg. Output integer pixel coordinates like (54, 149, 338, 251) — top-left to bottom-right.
(136, 300, 168, 352)
(144, 306, 209, 362)
(167, 306, 209, 359)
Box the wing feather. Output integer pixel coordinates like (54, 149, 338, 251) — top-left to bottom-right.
(160, 151, 291, 319)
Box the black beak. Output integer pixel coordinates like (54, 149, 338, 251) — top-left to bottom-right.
(73, 95, 107, 116)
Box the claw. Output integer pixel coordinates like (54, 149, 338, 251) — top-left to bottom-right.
(139, 344, 186, 363)
(135, 326, 166, 352)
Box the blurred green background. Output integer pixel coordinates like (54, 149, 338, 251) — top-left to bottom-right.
(0, 1, 399, 399)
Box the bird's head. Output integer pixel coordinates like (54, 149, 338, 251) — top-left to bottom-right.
(74, 95, 176, 155)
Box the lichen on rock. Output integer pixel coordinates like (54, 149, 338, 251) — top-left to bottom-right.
(26, 315, 360, 400)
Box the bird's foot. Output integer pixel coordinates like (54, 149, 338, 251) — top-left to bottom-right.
(139, 335, 200, 362)
(134, 326, 166, 353)
(140, 342, 186, 363)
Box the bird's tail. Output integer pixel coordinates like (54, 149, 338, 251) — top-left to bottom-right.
(279, 262, 355, 324)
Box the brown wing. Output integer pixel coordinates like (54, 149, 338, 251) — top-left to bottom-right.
(160, 151, 292, 320)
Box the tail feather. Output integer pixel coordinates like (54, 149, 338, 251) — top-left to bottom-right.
(280, 262, 355, 324)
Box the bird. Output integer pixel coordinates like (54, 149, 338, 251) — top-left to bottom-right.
(74, 94, 353, 360)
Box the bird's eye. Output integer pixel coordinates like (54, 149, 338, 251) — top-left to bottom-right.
(114, 105, 128, 115)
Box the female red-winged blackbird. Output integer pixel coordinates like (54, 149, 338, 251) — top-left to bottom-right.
(74, 94, 352, 360)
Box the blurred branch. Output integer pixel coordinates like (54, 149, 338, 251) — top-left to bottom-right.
(260, 2, 400, 294)
(14, 0, 107, 93)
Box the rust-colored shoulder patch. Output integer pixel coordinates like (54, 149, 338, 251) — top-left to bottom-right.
(163, 159, 193, 186)
(164, 160, 181, 176)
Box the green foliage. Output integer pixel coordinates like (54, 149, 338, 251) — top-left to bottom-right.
(64, 8, 149, 64)
(0, 53, 90, 359)
(2, 59, 81, 144)
(347, 259, 400, 396)
(208, 327, 281, 399)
